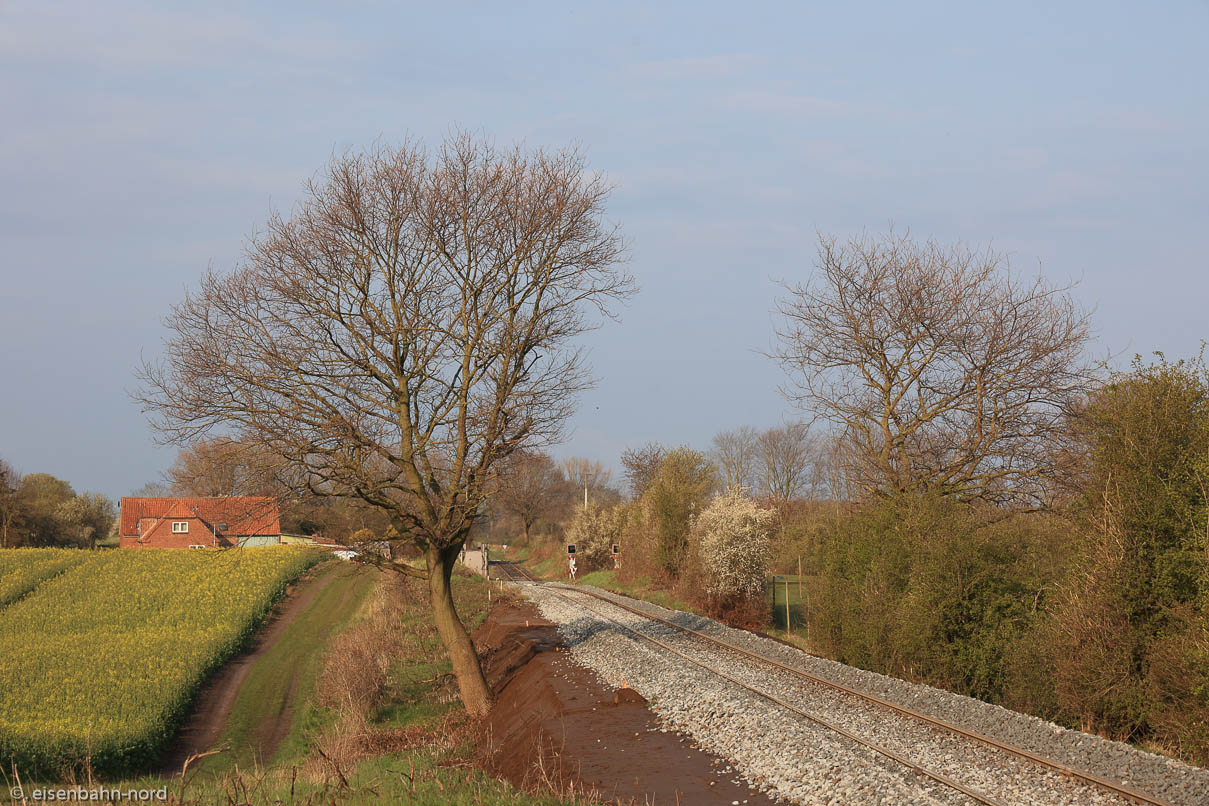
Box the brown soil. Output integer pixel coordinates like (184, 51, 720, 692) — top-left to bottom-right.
(476, 601, 778, 805)
(158, 562, 339, 776)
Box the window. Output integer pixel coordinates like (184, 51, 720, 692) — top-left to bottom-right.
(188, 544, 205, 550)
(172, 521, 189, 533)
(216, 522, 228, 532)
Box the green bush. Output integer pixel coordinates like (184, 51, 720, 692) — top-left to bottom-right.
(798, 354, 1209, 764)
(643, 447, 715, 577)
(805, 495, 1070, 706)
(1052, 355, 1209, 759)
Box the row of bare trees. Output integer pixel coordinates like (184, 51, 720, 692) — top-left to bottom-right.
(488, 451, 619, 543)
(151, 436, 616, 549)
(617, 425, 823, 508)
(710, 423, 822, 503)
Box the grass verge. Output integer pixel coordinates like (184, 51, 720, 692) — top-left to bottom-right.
(537, 563, 822, 655)
(573, 568, 700, 614)
(193, 561, 377, 776)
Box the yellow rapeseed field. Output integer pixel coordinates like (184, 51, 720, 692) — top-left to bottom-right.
(0, 548, 88, 607)
(0, 547, 323, 777)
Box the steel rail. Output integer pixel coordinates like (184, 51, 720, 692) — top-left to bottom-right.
(554, 580, 1171, 806)
(552, 582, 1171, 806)
(492, 562, 1171, 806)
(499, 565, 1002, 805)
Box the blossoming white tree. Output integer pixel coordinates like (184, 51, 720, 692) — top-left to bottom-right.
(695, 488, 777, 600)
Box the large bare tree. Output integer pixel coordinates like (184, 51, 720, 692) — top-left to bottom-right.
(620, 442, 664, 498)
(138, 134, 632, 716)
(773, 231, 1092, 505)
(494, 449, 566, 543)
(756, 423, 815, 504)
(711, 426, 759, 490)
(167, 438, 286, 497)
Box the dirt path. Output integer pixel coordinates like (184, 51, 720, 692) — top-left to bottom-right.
(477, 601, 778, 805)
(158, 562, 341, 776)
(248, 564, 368, 760)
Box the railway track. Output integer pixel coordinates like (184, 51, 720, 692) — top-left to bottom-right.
(490, 560, 1174, 806)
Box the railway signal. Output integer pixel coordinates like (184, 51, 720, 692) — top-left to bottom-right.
(612, 542, 620, 570)
(567, 543, 577, 580)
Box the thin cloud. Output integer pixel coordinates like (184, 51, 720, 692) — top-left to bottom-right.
(723, 89, 850, 118)
(630, 53, 761, 81)
(0, 1, 361, 71)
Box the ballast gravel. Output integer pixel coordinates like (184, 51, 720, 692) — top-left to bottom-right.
(516, 582, 1209, 806)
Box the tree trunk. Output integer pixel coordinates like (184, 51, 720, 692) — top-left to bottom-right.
(426, 542, 493, 717)
(522, 519, 531, 544)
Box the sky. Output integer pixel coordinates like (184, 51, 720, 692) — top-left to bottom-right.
(1, 1, 1207, 500)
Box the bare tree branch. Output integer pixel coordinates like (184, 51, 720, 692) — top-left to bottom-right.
(711, 427, 759, 491)
(756, 423, 815, 504)
(772, 230, 1093, 505)
(494, 449, 567, 542)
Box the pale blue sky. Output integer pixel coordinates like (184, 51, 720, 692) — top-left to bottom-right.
(1, 1, 1207, 499)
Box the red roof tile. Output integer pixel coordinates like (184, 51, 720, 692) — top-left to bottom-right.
(120, 497, 281, 537)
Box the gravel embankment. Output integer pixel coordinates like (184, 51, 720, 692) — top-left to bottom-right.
(518, 582, 1209, 806)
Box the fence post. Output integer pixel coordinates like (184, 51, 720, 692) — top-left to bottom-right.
(785, 578, 791, 635)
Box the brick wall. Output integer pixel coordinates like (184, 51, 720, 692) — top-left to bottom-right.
(130, 517, 233, 548)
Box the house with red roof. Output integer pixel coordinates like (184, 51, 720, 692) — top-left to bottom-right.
(118, 497, 282, 549)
